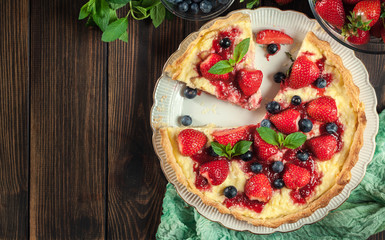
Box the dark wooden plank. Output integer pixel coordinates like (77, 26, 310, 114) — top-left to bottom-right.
(107, 17, 181, 240)
(30, 0, 107, 239)
(0, 0, 29, 238)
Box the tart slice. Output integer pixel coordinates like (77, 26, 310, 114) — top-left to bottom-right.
(160, 31, 366, 228)
(165, 13, 263, 110)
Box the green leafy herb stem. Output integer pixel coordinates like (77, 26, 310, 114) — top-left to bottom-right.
(211, 140, 252, 160)
(257, 127, 307, 149)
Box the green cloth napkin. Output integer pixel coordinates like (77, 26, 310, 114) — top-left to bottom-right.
(156, 112, 385, 240)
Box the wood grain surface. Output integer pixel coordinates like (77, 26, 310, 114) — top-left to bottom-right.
(0, 0, 384, 239)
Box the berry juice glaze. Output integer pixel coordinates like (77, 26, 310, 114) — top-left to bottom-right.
(224, 193, 265, 213)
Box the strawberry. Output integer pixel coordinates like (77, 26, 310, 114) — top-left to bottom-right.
(352, 0, 381, 28)
(212, 126, 250, 147)
(306, 96, 338, 122)
(287, 56, 320, 89)
(269, 109, 300, 135)
(245, 174, 273, 202)
(307, 135, 337, 160)
(370, 17, 384, 37)
(199, 53, 230, 81)
(253, 131, 281, 162)
(199, 159, 229, 186)
(347, 29, 371, 44)
(343, 0, 362, 4)
(255, 30, 294, 45)
(178, 129, 207, 156)
(316, 0, 346, 29)
(283, 163, 311, 189)
(237, 69, 263, 96)
(274, 0, 293, 4)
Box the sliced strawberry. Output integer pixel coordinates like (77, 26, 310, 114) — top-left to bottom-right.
(307, 96, 338, 122)
(287, 56, 320, 89)
(283, 163, 311, 189)
(199, 159, 229, 186)
(307, 135, 337, 161)
(245, 174, 273, 202)
(352, 0, 381, 28)
(199, 53, 230, 81)
(178, 129, 207, 156)
(255, 30, 294, 45)
(237, 69, 263, 96)
(316, 0, 346, 29)
(212, 126, 250, 147)
(253, 131, 281, 162)
(269, 109, 300, 135)
(347, 28, 371, 45)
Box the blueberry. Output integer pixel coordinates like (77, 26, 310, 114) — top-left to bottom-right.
(175, 0, 183, 3)
(296, 150, 309, 161)
(240, 151, 253, 161)
(183, 87, 197, 99)
(326, 122, 338, 134)
(250, 162, 263, 173)
(200, 0, 212, 13)
(266, 101, 281, 114)
(267, 44, 278, 55)
(271, 161, 284, 173)
(219, 37, 231, 48)
(185, 0, 192, 4)
(273, 179, 285, 189)
(261, 119, 272, 128)
(273, 72, 286, 83)
(224, 186, 237, 199)
(208, 146, 219, 157)
(190, 3, 199, 13)
(315, 77, 327, 88)
(218, 0, 229, 4)
(291, 95, 302, 106)
(192, 0, 201, 3)
(299, 119, 313, 133)
(180, 115, 192, 126)
(178, 2, 189, 12)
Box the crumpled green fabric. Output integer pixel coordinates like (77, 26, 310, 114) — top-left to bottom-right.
(157, 112, 385, 240)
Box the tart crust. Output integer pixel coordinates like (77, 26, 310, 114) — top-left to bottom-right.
(160, 31, 366, 228)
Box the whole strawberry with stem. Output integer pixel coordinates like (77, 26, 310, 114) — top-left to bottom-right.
(316, 0, 346, 29)
(343, 0, 381, 35)
(347, 28, 371, 44)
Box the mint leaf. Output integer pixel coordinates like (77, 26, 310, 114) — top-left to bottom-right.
(211, 142, 228, 158)
(257, 127, 279, 146)
(277, 132, 285, 147)
(246, 0, 260, 9)
(106, 0, 130, 4)
(233, 38, 250, 63)
(119, 31, 129, 42)
(102, 17, 129, 42)
(79, 2, 91, 20)
(232, 141, 252, 157)
(283, 132, 307, 149)
(150, 3, 165, 28)
(208, 60, 234, 74)
(133, 6, 151, 19)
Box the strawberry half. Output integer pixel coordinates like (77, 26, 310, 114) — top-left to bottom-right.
(212, 126, 250, 147)
(283, 163, 311, 189)
(237, 69, 263, 96)
(269, 109, 300, 135)
(199, 159, 229, 186)
(307, 135, 337, 160)
(245, 174, 273, 202)
(307, 96, 338, 122)
(255, 30, 294, 45)
(254, 131, 281, 162)
(178, 129, 207, 156)
(287, 56, 320, 89)
(316, 0, 346, 29)
(199, 53, 230, 81)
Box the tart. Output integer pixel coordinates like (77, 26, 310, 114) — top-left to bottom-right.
(160, 29, 366, 228)
(165, 13, 263, 110)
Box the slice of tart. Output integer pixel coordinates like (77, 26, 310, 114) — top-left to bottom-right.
(160, 31, 366, 228)
(165, 13, 263, 110)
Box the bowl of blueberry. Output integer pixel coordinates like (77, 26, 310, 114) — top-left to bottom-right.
(161, 0, 234, 21)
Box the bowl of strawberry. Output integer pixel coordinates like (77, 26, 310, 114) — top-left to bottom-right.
(309, 0, 385, 54)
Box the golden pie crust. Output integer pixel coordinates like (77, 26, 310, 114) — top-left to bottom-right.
(160, 28, 366, 227)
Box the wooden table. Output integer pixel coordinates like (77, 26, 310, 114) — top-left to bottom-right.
(1, 0, 384, 239)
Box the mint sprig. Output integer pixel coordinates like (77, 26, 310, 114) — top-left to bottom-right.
(208, 38, 251, 75)
(211, 140, 252, 160)
(257, 127, 306, 149)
